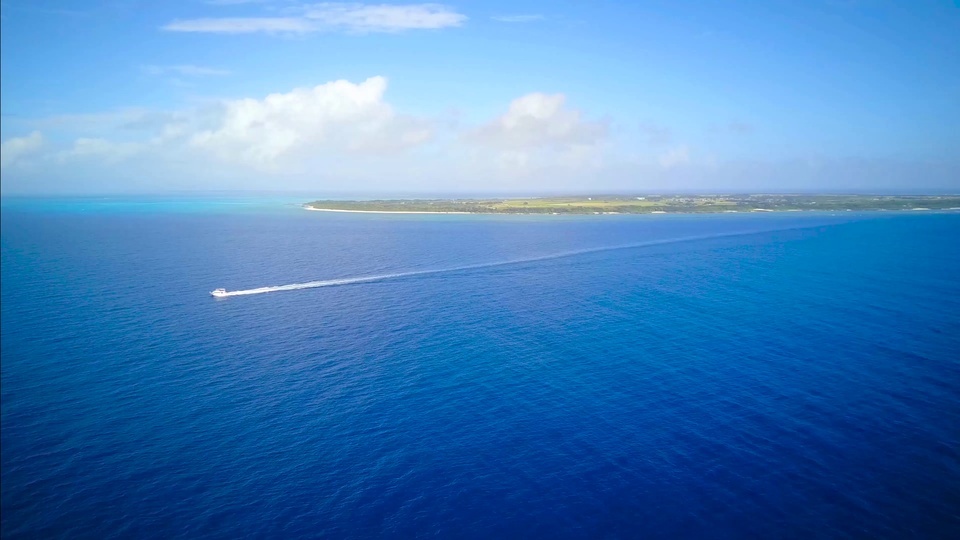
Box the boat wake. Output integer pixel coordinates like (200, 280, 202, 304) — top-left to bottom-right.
(210, 227, 809, 298)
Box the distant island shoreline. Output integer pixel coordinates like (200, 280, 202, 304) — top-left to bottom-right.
(303, 195, 960, 215)
(304, 206, 471, 215)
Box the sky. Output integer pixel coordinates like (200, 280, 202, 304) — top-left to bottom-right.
(1, 0, 958, 195)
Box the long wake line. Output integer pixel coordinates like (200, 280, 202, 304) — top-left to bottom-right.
(211, 226, 815, 297)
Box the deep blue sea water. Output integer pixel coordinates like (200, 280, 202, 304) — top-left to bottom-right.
(2, 198, 959, 539)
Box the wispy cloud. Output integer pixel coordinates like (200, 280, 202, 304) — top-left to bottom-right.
(707, 121, 755, 137)
(304, 3, 466, 32)
(205, 0, 276, 5)
(659, 145, 690, 169)
(491, 14, 544, 23)
(163, 17, 313, 34)
(26, 109, 156, 134)
(727, 121, 754, 134)
(0, 131, 44, 169)
(141, 65, 231, 77)
(163, 3, 466, 34)
(59, 138, 143, 163)
(638, 122, 672, 146)
(0, 3, 88, 18)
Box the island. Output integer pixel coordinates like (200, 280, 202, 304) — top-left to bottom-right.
(304, 195, 960, 215)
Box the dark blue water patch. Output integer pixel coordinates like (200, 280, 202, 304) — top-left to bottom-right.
(2, 204, 959, 538)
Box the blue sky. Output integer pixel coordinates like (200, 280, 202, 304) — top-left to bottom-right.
(1, 0, 958, 194)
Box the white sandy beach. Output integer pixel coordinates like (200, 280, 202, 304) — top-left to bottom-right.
(304, 206, 470, 215)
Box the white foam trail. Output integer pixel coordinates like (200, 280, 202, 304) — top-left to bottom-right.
(212, 226, 814, 297)
(214, 273, 408, 296)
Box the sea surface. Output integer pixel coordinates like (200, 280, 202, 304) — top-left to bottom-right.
(2, 198, 959, 539)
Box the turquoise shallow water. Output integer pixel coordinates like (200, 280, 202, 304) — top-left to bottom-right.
(2, 199, 959, 538)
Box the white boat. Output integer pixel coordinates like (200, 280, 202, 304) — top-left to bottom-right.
(211, 288, 228, 297)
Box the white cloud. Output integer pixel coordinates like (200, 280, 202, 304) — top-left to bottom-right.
(142, 64, 231, 77)
(659, 145, 690, 169)
(0, 131, 44, 169)
(163, 17, 314, 33)
(9, 79, 621, 190)
(462, 93, 608, 175)
(163, 3, 466, 34)
(304, 3, 466, 32)
(187, 76, 433, 165)
(491, 14, 544, 23)
(13, 77, 435, 174)
(467, 93, 607, 151)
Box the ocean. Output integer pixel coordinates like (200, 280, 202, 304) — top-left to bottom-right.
(2, 198, 958, 538)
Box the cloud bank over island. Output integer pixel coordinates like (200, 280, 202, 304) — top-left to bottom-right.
(1, 76, 626, 192)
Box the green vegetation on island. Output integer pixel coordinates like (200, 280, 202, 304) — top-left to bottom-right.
(305, 195, 960, 215)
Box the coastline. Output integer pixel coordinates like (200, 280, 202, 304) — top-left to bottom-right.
(303, 205, 959, 216)
(304, 206, 471, 215)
